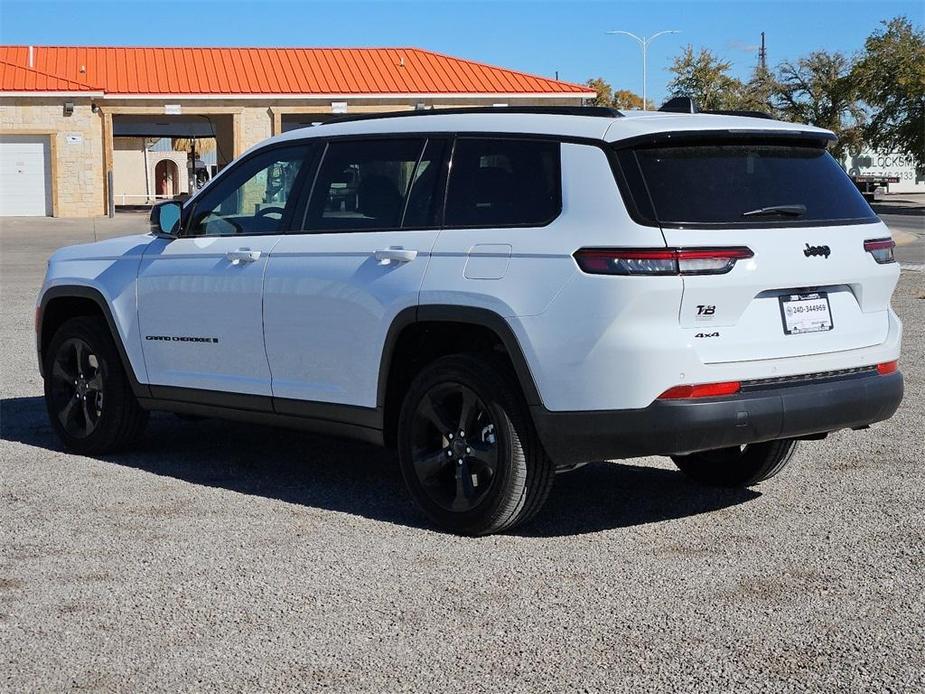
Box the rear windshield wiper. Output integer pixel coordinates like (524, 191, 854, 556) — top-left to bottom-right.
(742, 204, 807, 218)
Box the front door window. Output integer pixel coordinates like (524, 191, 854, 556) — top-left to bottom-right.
(186, 145, 311, 237)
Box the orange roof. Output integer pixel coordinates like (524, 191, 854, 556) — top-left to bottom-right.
(0, 59, 101, 93)
(0, 46, 593, 96)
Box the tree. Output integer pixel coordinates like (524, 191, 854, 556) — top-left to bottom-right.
(611, 89, 653, 110)
(666, 45, 743, 110)
(852, 17, 925, 165)
(738, 62, 779, 116)
(585, 78, 652, 110)
(586, 77, 614, 107)
(775, 51, 864, 158)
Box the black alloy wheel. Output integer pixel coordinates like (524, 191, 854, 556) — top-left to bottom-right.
(43, 316, 148, 454)
(409, 382, 499, 513)
(397, 354, 555, 535)
(48, 337, 105, 439)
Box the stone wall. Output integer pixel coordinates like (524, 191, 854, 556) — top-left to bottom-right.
(0, 97, 104, 216)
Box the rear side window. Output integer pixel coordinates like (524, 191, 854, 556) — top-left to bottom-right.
(620, 142, 877, 227)
(305, 138, 434, 232)
(445, 138, 560, 228)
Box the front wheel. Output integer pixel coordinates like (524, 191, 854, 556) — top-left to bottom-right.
(397, 354, 554, 536)
(671, 439, 799, 487)
(44, 316, 148, 454)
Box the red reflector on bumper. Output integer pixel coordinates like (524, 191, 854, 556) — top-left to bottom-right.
(876, 360, 898, 375)
(658, 381, 742, 399)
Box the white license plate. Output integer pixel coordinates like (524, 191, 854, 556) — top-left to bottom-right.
(779, 292, 833, 335)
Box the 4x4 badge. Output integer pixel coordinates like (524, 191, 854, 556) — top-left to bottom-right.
(804, 244, 831, 258)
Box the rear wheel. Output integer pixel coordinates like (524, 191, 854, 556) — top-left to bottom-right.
(671, 439, 798, 487)
(397, 354, 554, 536)
(44, 316, 148, 454)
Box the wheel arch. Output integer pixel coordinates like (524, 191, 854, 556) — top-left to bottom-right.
(39, 285, 149, 398)
(378, 305, 542, 447)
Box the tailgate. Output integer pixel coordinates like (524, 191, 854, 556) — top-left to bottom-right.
(611, 131, 900, 366)
(664, 222, 898, 363)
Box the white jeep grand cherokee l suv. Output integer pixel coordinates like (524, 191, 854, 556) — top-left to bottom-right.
(37, 106, 903, 535)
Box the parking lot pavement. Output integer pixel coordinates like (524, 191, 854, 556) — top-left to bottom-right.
(2, 216, 924, 693)
(873, 196, 925, 270)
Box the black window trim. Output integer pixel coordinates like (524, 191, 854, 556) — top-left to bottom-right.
(174, 127, 877, 238)
(296, 139, 329, 232)
(178, 140, 319, 239)
(276, 131, 570, 236)
(398, 139, 429, 228)
(175, 130, 578, 239)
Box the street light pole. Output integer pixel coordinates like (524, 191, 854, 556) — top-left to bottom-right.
(605, 29, 680, 110)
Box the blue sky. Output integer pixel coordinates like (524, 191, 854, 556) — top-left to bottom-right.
(0, 0, 920, 104)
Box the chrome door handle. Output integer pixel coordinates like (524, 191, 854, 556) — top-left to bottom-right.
(374, 248, 417, 264)
(226, 248, 261, 264)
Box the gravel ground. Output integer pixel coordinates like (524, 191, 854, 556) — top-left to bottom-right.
(2, 217, 924, 693)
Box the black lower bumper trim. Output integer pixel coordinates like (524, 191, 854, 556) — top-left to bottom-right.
(531, 371, 903, 466)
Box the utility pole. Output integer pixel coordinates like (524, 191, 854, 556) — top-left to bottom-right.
(605, 30, 680, 110)
(758, 32, 767, 71)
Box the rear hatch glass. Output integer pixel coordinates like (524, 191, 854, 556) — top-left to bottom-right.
(614, 137, 877, 228)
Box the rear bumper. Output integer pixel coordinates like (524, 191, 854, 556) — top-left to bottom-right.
(531, 370, 903, 466)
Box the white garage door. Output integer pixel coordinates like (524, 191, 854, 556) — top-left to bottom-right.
(0, 135, 52, 216)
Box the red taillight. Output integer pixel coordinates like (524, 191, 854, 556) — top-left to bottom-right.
(876, 360, 898, 375)
(574, 247, 753, 276)
(658, 381, 742, 399)
(573, 248, 676, 275)
(864, 238, 896, 264)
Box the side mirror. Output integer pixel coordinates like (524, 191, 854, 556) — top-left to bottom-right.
(150, 201, 182, 238)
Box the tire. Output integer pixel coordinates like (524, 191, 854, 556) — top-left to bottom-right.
(43, 316, 148, 454)
(671, 439, 799, 487)
(397, 354, 554, 536)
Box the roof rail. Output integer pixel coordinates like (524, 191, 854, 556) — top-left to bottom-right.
(322, 105, 623, 125)
(702, 109, 775, 120)
(658, 96, 774, 120)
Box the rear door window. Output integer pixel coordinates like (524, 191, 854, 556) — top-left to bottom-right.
(445, 138, 560, 228)
(304, 138, 433, 232)
(618, 141, 877, 228)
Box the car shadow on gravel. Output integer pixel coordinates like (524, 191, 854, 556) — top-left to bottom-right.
(1, 396, 759, 537)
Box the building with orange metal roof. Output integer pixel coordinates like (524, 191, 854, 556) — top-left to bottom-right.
(0, 46, 593, 217)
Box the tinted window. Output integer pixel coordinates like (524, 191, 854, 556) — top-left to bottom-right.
(305, 138, 437, 232)
(185, 145, 310, 237)
(629, 143, 876, 226)
(445, 139, 560, 227)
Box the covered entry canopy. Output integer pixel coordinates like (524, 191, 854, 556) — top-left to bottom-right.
(113, 114, 221, 138)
